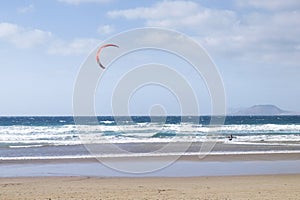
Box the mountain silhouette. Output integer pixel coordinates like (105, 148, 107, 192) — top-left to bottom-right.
(232, 105, 293, 116)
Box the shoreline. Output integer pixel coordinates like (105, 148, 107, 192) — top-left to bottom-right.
(1, 174, 300, 199)
(1, 152, 300, 178)
(1, 151, 300, 164)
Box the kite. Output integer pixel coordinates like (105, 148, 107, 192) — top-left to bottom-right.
(96, 44, 119, 69)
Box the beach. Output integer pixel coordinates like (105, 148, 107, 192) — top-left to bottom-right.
(1, 152, 300, 199)
(1, 116, 300, 199)
(1, 174, 300, 199)
(2, 0, 300, 199)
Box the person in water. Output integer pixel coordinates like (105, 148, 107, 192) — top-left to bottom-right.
(228, 134, 233, 141)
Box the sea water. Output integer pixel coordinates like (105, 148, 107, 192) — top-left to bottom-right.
(0, 116, 300, 160)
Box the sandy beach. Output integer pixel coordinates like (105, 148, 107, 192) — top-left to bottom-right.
(1, 0, 300, 199)
(0, 174, 299, 199)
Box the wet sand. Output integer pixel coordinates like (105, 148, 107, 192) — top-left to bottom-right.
(1, 175, 300, 199)
(2, 152, 300, 164)
(1, 152, 300, 177)
(1, 153, 300, 199)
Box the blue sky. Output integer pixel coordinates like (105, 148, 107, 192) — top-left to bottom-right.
(0, 0, 299, 115)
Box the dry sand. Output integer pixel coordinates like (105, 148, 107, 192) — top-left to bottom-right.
(1, 174, 300, 200)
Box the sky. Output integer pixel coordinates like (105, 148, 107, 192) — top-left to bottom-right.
(0, 0, 299, 115)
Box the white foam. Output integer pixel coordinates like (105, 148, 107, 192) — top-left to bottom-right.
(100, 120, 114, 124)
(1, 150, 300, 161)
(0, 123, 300, 147)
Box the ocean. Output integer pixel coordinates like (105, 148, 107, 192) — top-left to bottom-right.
(0, 116, 300, 160)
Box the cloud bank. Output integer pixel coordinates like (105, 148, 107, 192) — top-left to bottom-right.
(108, 0, 300, 66)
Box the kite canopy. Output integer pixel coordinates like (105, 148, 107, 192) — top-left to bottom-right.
(96, 44, 119, 69)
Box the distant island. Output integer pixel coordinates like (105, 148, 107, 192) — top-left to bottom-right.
(231, 105, 295, 116)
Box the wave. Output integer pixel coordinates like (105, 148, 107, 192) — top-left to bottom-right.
(0, 123, 299, 148)
(1, 123, 300, 134)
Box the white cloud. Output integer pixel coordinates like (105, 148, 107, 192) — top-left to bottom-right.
(58, 0, 112, 5)
(97, 25, 114, 35)
(108, 1, 300, 66)
(48, 38, 99, 56)
(108, 1, 237, 34)
(200, 10, 300, 65)
(235, 0, 300, 10)
(108, 1, 198, 20)
(17, 4, 35, 14)
(0, 23, 52, 48)
(0, 22, 99, 56)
